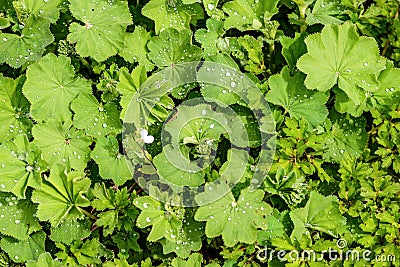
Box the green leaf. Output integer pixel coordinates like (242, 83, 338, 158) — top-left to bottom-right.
(0, 76, 32, 143)
(91, 136, 133, 186)
(92, 183, 135, 236)
(280, 32, 307, 70)
(0, 231, 46, 263)
(22, 53, 91, 122)
(71, 93, 122, 137)
(195, 186, 271, 246)
(148, 28, 202, 68)
(153, 145, 205, 187)
(142, 0, 203, 34)
(0, 135, 45, 199)
(117, 66, 147, 120)
(264, 168, 307, 205)
(371, 61, 400, 108)
(323, 111, 368, 163)
(60, 238, 110, 266)
(0, 17, 53, 68)
(67, 0, 132, 62)
(32, 120, 92, 171)
(13, 0, 63, 23)
(222, 0, 279, 31)
(134, 196, 183, 242)
(31, 165, 91, 226)
(305, 0, 343, 25)
(104, 258, 138, 267)
(289, 191, 346, 242)
(237, 35, 266, 74)
(0, 192, 41, 240)
(171, 253, 202, 267)
(50, 219, 91, 245)
(119, 66, 173, 127)
(266, 67, 329, 128)
(26, 252, 63, 267)
(160, 218, 204, 259)
(195, 18, 225, 57)
(119, 26, 154, 72)
(297, 22, 386, 105)
(164, 104, 227, 148)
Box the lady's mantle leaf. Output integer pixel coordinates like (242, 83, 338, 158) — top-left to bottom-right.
(117, 66, 148, 121)
(148, 28, 202, 68)
(0, 17, 53, 68)
(159, 218, 204, 259)
(50, 219, 91, 245)
(0, 135, 45, 199)
(222, 0, 279, 31)
(0, 76, 32, 143)
(13, 0, 63, 23)
(91, 136, 133, 186)
(22, 53, 91, 122)
(119, 26, 154, 72)
(32, 120, 91, 171)
(31, 165, 91, 227)
(153, 145, 205, 187)
(171, 253, 202, 267)
(142, 0, 203, 34)
(71, 93, 122, 137)
(297, 22, 386, 105)
(194, 186, 271, 247)
(25, 252, 63, 267)
(0, 192, 41, 240)
(0, 231, 46, 263)
(68, 0, 132, 62)
(266, 66, 329, 128)
(323, 111, 368, 163)
(134, 196, 183, 242)
(289, 191, 346, 242)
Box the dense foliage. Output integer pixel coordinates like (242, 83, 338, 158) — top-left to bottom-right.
(0, 0, 400, 266)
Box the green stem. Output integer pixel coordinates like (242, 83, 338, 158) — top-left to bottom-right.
(79, 56, 93, 76)
(299, 5, 308, 32)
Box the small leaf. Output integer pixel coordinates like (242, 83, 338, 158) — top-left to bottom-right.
(50, 219, 91, 245)
(222, 0, 279, 31)
(195, 186, 271, 247)
(289, 191, 346, 241)
(0, 76, 32, 143)
(148, 28, 202, 68)
(0, 17, 53, 68)
(32, 165, 91, 227)
(22, 53, 91, 122)
(171, 253, 202, 267)
(266, 66, 329, 128)
(134, 196, 183, 242)
(0, 135, 45, 199)
(0, 231, 46, 263)
(142, 0, 203, 34)
(119, 26, 154, 71)
(26, 252, 63, 267)
(91, 136, 133, 186)
(71, 93, 122, 137)
(32, 120, 92, 171)
(323, 111, 368, 163)
(68, 0, 132, 62)
(0, 192, 41, 240)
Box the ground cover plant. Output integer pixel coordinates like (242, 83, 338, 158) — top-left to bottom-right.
(0, 0, 400, 266)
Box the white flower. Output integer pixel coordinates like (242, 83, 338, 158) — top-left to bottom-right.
(140, 129, 154, 144)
